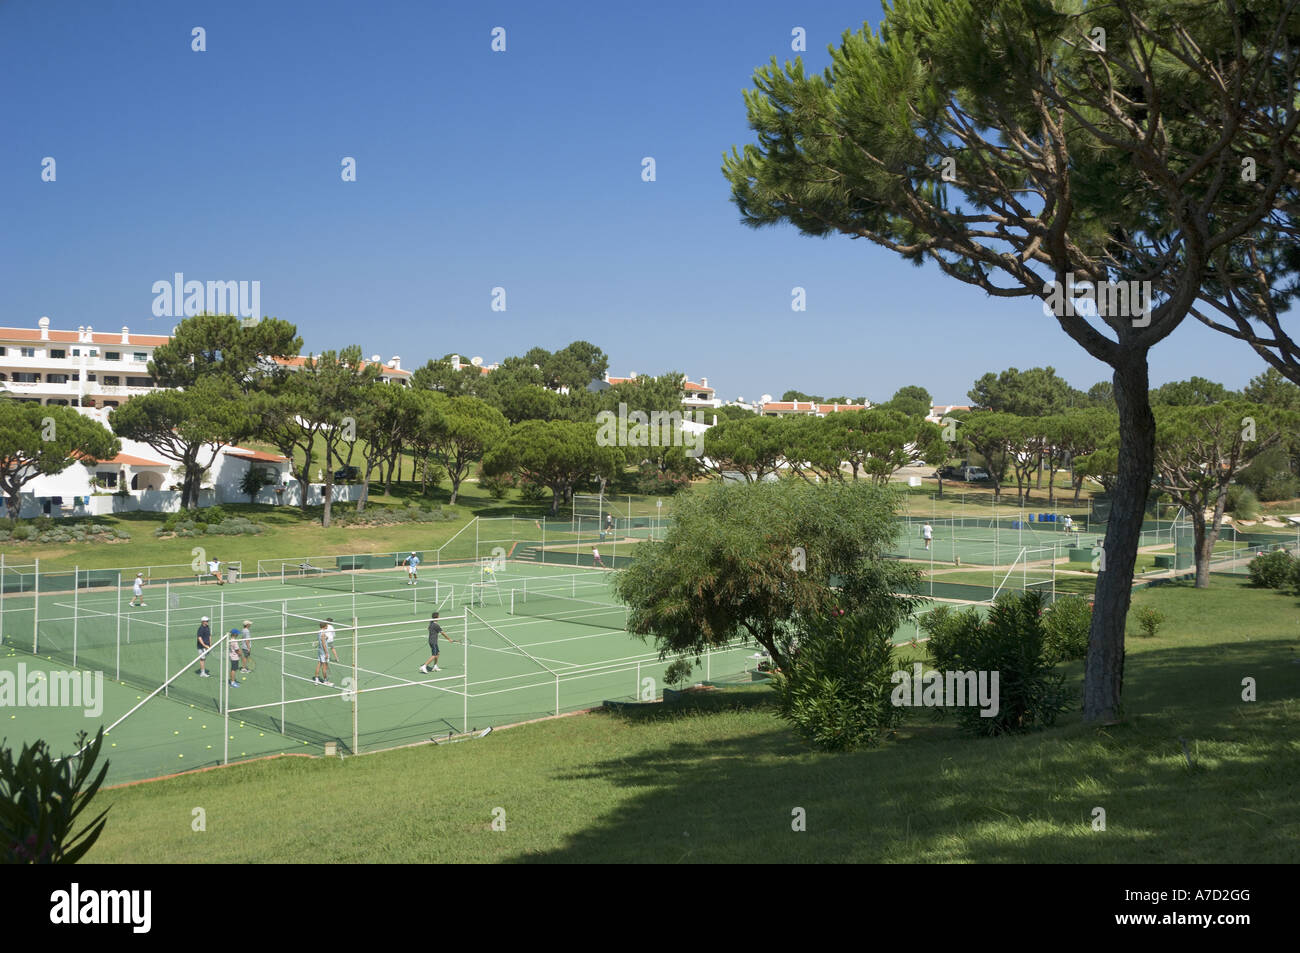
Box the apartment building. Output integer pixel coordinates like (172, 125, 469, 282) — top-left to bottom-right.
(0, 317, 167, 409)
(759, 399, 870, 417)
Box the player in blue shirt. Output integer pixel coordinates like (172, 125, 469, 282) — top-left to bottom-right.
(405, 552, 421, 586)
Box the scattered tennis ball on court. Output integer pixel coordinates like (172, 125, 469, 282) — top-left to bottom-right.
(174, 730, 179, 735)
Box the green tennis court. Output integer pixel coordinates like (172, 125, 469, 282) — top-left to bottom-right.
(0, 561, 755, 785)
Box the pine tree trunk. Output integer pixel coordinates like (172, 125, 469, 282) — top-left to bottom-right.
(298, 445, 313, 515)
(1083, 358, 1154, 724)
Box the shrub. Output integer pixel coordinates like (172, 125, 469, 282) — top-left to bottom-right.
(1042, 596, 1092, 663)
(663, 659, 694, 690)
(0, 729, 110, 864)
(633, 462, 693, 496)
(1247, 548, 1296, 589)
(920, 591, 1069, 736)
(1133, 606, 1166, 638)
(478, 471, 513, 500)
(518, 482, 549, 503)
(771, 608, 903, 751)
(1224, 485, 1261, 520)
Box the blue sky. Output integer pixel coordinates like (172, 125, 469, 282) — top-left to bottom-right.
(0, 0, 1282, 405)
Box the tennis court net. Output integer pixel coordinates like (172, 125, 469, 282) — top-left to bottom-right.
(510, 590, 629, 631)
(282, 565, 437, 603)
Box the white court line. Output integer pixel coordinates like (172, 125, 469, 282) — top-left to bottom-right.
(266, 641, 454, 692)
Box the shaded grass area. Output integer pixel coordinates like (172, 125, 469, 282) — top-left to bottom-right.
(83, 578, 1299, 863)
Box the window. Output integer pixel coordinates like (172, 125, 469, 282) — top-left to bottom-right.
(133, 352, 147, 362)
(96, 472, 118, 488)
(105, 351, 121, 361)
(71, 373, 79, 381)
(46, 399, 68, 406)
(102, 401, 118, 408)
(50, 349, 66, 359)
(71, 348, 80, 357)
(103, 376, 120, 386)
(12, 373, 41, 383)
(0, 346, 6, 356)
(20, 347, 35, 358)
(46, 374, 69, 384)
(126, 377, 153, 388)
(87, 373, 97, 382)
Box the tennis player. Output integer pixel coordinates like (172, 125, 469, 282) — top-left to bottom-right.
(129, 572, 146, 607)
(312, 622, 332, 685)
(405, 551, 421, 585)
(420, 612, 455, 674)
(196, 616, 212, 678)
(592, 546, 606, 568)
(207, 557, 225, 585)
(922, 523, 933, 551)
(239, 620, 253, 673)
(324, 617, 340, 662)
(227, 629, 242, 689)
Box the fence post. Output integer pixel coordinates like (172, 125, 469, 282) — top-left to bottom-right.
(33, 557, 40, 654)
(164, 581, 170, 697)
(280, 602, 286, 734)
(352, 616, 359, 755)
(114, 570, 121, 680)
(73, 566, 79, 666)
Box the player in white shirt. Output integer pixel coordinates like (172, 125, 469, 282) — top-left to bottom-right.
(324, 617, 340, 662)
(405, 552, 420, 586)
(129, 572, 146, 607)
(207, 558, 225, 585)
(922, 523, 933, 551)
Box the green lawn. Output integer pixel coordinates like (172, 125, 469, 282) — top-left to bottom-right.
(3, 482, 555, 575)
(80, 576, 1300, 863)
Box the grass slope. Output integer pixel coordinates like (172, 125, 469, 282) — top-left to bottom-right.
(84, 577, 1300, 863)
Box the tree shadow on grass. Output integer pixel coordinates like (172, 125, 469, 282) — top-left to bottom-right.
(512, 639, 1299, 863)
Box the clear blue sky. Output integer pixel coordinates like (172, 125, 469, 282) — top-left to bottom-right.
(0, 0, 1281, 405)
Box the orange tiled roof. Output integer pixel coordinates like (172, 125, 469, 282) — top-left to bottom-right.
(0, 327, 170, 346)
(226, 447, 290, 463)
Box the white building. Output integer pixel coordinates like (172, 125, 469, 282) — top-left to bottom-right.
(0, 317, 167, 409)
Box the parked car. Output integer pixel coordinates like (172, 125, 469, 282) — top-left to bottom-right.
(333, 465, 360, 482)
(935, 464, 991, 482)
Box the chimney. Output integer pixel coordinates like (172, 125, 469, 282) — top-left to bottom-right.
(451, 354, 461, 370)
(390, 356, 401, 370)
(701, 377, 708, 388)
(77, 325, 85, 342)
(38, 316, 50, 340)
(121, 326, 130, 344)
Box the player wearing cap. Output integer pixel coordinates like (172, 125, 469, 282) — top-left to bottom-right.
(196, 616, 213, 677)
(324, 617, 340, 662)
(405, 552, 420, 586)
(129, 572, 146, 608)
(228, 629, 242, 688)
